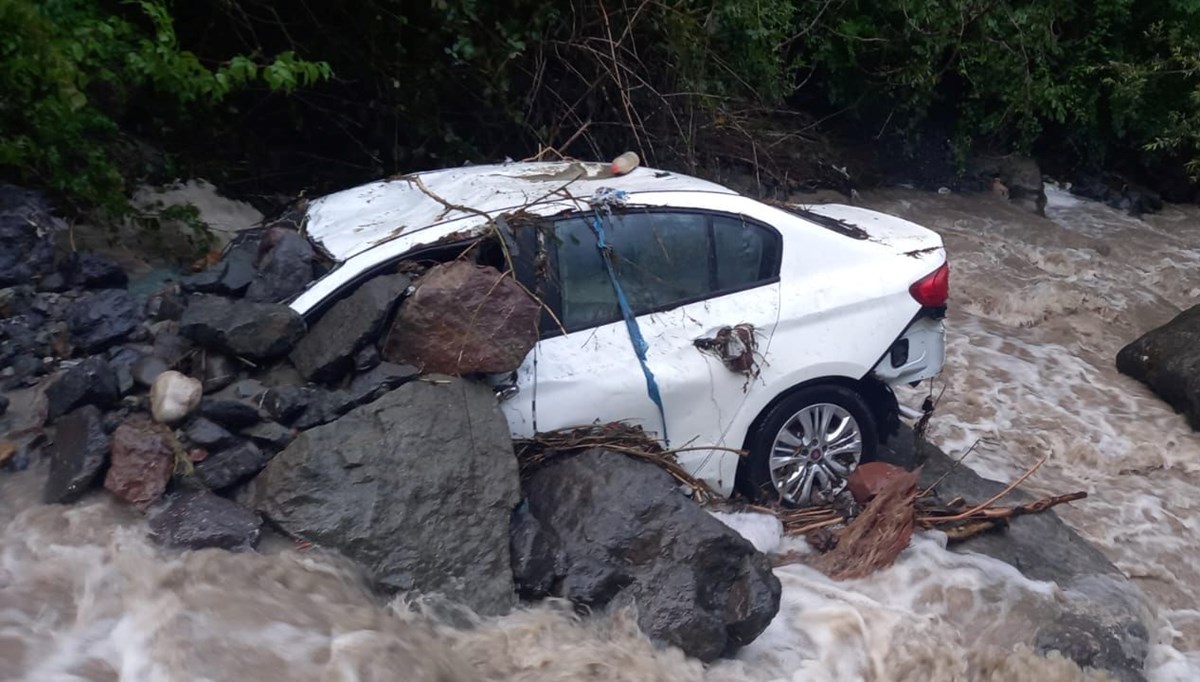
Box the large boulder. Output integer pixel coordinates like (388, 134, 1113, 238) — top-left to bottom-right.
(1116, 305, 1200, 430)
(250, 376, 520, 615)
(518, 450, 782, 661)
(180, 295, 305, 361)
(149, 490, 262, 551)
(44, 405, 110, 503)
(289, 273, 411, 384)
(45, 357, 120, 421)
(244, 231, 314, 303)
(67, 289, 141, 353)
(104, 414, 175, 510)
(181, 239, 258, 296)
(0, 184, 58, 286)
(381, 262, 539, 375)
(905, 430, 1151, 681)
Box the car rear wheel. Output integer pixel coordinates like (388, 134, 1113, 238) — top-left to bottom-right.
(739, 384, 878, 506)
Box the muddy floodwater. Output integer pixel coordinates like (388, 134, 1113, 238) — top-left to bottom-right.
(2, 186, 1199, 681)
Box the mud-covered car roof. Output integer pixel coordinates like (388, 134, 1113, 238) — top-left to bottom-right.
(302, 161, 735, 262)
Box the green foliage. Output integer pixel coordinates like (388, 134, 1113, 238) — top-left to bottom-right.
(0, 0, 331, 215)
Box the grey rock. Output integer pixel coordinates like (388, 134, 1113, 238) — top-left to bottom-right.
(1116, 305, 1200, 430)
(132, 356, 169, 387)
(181, 240, 258, 297)
(240, 420, 295, 450)
(151, 331, 193, 368)
(289, 274, 410, 384)
(44, 405, 110, 503)
(201, 354, 237, 393)
(46, 357, 120, 421)
(509, 501, 558, 599)
(149, 490, 262, 551)
(184, 417, 239, 451)
(261, 385, 313, 424)
(107, 346, 144, 395)
(195, 441, 270, 491)
(144, 283, 187, 321)
(37, 272, 67, 293)
(347, 362, 418, 406)
(67, 289, 140, 353)
(66, 253, 128, 289)
(197, 398, 263, 430)
(522, 451, 781, 661)
(180, 295, 305, 362)
(291, 390, 355, 430)
(244, 232, 314, 304)
(251, 377, 520, 615)
(0, 184, 58, 286)
(906, 431, 1150, 680)
(354, 345, 381, 373)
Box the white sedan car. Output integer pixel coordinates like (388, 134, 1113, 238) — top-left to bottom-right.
(290, 161, 948, 505)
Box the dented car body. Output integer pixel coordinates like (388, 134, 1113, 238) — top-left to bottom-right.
(291, 162, 948, 505)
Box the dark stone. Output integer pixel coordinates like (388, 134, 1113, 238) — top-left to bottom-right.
(201, 353, 237, 393)
(899, 430, 1150, 680)
(131, 356, 169, 387)
(346, 362, 418, 406)
(509, 501, 558, 599)
(0, 394, 7, 416)
(65, 253, 128, 289)
(1035, 606, 1149, 682)
(104, 414, 174, 510)
(37, 272, 67, 293)
(1070, 173, 1164, 217)
(0, 184, 58, 286)
(46, 357, 120, 421)
(149, 490, 262, 551)
(67, 289, 140, 353)
(250, 377, 520, 615)
(354, 345, 381, 373)
(289, 274, 410, 384)
(44, 405, 110, 503)
(107, 346, 143, 395)
(180, 295, 305, 361)
(198, 398, 263, 430)
(522, 451, 781, 661)
(261, 385, 313, 424)
(244, 232, 314, 304)
(4, 353, 44, 389)
(381, 262, 538, 375)
(181, 240, 259, 297)
(1116, 305, 1200, 430)
(184, 417, 239, 451)
(146, 286, 187, 323)
(194, 441, 269, 490)
(151, 331, 193, 368)
(240, 421, 295, 450)
(291, 390, 355, 430)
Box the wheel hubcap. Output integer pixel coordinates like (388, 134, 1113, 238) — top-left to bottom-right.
(768, 403, 863, 506)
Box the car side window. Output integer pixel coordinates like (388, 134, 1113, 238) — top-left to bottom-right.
(553, 210, 779, 330)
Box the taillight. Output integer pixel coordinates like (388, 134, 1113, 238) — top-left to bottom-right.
(909, 262, 950, 307)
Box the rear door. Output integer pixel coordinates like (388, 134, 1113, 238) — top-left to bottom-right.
(501, 207, 782, 490)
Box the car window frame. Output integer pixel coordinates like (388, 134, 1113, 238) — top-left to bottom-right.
(536, 206, 783, 338)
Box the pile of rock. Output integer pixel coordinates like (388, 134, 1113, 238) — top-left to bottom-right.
(1, 183, 781, 661)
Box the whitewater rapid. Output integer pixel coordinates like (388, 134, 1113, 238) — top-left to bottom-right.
(3, 185, 1199, 681)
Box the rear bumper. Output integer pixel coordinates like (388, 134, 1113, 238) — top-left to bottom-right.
(871, 313, 946, 386)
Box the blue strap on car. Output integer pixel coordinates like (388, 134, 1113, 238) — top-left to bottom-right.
(588, 188, 669, 444)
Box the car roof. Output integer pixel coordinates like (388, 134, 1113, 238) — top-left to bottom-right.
(303, 161, 737, 261)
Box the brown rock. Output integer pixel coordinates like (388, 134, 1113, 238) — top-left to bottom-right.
(381, 262, 539, 375)
(847, 461, 910, 505)
(103, 415, 175, 510)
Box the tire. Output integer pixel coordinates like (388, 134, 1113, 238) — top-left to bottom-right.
(737, 384, 878, 506)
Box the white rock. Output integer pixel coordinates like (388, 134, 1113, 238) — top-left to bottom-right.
(150, 370, 203, 424)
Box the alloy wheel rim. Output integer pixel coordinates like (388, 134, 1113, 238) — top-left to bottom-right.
(768, 403, 863, 506)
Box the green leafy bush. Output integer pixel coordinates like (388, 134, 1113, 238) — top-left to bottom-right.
(0, 0, 331, 215)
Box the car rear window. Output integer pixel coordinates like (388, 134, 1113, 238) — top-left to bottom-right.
(553, 210, 779, 330)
